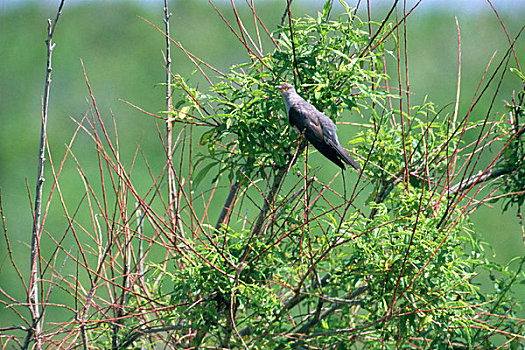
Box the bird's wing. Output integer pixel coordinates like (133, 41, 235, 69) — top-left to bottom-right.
(288, 100, 324, 138)
(304, 109, 324, 141)
(318, 112, 362, 171)
(316, 112, 339, 145)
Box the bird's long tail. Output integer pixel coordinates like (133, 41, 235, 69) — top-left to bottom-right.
(336, 144, 361, 171)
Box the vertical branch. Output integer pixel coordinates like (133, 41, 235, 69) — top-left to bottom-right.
(164, 0, 177, 232)
(114, 140, 129, 348)
(366, 0, 376, 112)
(285, 0, 301, 85)
(302, 145, 309, 255)
(452, 16, 462, 130)
(136, 203, 144, 276)
(25, 1, 65, 349)
(447, 17, 462, 196)
(394, 4, 410, 188)
(402, 0, 411, 123)
(278, 0, 290, 38)
(518, 207, 525, 244)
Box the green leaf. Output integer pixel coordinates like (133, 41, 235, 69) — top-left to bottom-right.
(200, 128, 216, 145)
(339, 0, 351, 13)
(322, 0, 331, 20)
(510, 67, 525, 81)
(193, 162, 217, 188)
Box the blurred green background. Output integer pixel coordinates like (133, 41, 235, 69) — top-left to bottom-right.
(1, 0, 524, 330)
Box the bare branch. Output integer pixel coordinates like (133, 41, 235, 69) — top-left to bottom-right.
(25, 1, 66, 349)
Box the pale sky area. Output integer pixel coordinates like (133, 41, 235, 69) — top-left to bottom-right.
(2, 0, 525, 12)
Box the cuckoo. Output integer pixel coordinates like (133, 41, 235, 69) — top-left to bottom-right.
(278, 82, 361, 171)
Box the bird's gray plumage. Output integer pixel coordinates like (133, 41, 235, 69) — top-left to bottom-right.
(278, 82, 361, 171)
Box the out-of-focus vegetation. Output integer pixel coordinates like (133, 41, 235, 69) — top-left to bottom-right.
(0, 0, 524, 341)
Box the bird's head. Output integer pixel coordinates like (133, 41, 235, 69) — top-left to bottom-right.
(277, 82, 295, 97)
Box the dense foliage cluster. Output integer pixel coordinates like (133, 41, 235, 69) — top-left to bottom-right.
(3, 1, 523, 349)
(112, 3, 524, 348)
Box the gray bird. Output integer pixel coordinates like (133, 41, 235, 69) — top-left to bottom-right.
(278, 82, 361, 171)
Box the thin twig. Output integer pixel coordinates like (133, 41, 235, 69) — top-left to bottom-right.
(25, 1, 65, 349)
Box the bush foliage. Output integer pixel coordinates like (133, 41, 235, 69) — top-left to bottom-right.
(2, 1, 524, 349)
